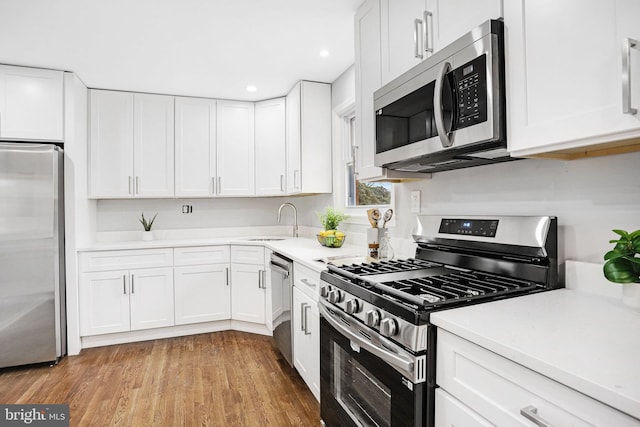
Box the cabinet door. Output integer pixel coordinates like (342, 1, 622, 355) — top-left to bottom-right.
(425, 0, 502, 52)
(381, 0, 427, 85)
(355, 0, 385, 181)
(174, 264, 231, 325)
(0, 65, 63, 141)
(80, 270, 130, 335)
(175, 97, 217, 197)
(255, 98, 286, 195)
(286, 83, 302, 194)
(231, 264, 266, 324)
(129, 267, 174, 330)
(293, 287, 320, 400)
(435, 389, 493, 427)
(134, 93, 175, 197)
(216, 100, 255, 196)
(88, 90, 135, 198)
(299, 82, 332, 193)
(506, 0, 640, 155)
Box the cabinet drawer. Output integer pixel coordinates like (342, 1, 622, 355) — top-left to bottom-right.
(81, 249, 173, 272)
(231, 245, 264, 265)
(437, 329, 639, 427)
(293, 262, 320, 301)
(174, 246, 230, 266)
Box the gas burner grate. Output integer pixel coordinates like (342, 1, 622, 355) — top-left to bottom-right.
(341, 258, 441, 275)
(379, 270, 541, 306)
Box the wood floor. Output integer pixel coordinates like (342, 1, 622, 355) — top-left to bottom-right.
(0, 331, 320, 426)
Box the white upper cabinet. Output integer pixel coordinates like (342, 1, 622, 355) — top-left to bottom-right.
(425, 0, 502, 54)
(506, 0, 640, 157)
(89, 90, 175, 198)
(286, 81, 332, 194)
(89, 90, 135, 198)
(0, 65, 64, 141)
(175, 97, 217, 197)
(133, 93, 175, 197)
(216, 100, 255, 196)
(255, 97, 286, 196)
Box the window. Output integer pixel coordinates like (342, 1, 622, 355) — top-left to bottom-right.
(344, 115, 392, 207)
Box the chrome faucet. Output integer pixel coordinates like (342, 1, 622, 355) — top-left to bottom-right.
(277, 202, 298, 238)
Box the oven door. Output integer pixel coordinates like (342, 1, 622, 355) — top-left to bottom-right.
(319, 303, 431, 427)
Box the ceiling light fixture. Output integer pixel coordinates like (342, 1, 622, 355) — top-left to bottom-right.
(246, 85, 257, 92)
(319, 49, 329, 57)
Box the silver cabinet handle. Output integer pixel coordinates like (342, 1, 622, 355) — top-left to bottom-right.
(414, 19, 424, 59)
(131, 274, 135, 294)
(622, 37, 638, 115)
(225, 267, 229, 286)
(300, 278, 316, 289)
(261, 270, 267, 289)
(434, 61, 454, 148)
(520, 406, 554, 427)
(211, 177, 215, 195)
(257, 269, 263, 289)
(304, 304, 311, 335)
(300, 302, 307, 332)
(293, 169, 299, 189)
(123, 275, 127, 294)
(135, 176, 140, 195)
(128, 176, 132, 195)
(280, 174, 284, 192)
(424, 11, 434, 55)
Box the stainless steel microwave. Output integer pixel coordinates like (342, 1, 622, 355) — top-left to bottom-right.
(374, 19, 513, 173)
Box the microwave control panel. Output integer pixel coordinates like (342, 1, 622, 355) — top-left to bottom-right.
(452, 54, 488, 129)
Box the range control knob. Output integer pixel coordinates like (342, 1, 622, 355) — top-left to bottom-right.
(345, 299, 361, 314)
(320, 286, 330, 298)
(328, 289, 343, 304)
(380, 318, 398, 337)
(365, 310, 381, 327)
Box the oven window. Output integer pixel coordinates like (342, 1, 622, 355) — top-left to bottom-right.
(333, 342, 391, 427)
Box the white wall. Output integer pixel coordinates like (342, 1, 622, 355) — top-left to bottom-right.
(393, 151, 640, 264)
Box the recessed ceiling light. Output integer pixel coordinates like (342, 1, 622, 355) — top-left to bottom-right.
(319, 49, 329, 57)
(246, 85, 257, 92)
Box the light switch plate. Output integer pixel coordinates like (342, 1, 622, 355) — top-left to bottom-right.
(410, 190, 421, 213)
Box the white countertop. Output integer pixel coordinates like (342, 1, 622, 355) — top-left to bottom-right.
(78, 236, 365, 273)
(431, 288, 640, 420)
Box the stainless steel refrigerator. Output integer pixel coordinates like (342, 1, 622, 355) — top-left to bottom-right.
(0, 142, 66, 368)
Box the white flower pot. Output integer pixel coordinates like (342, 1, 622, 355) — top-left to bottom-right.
(142, 231, 154, 241)
(622, 283, 640, 309)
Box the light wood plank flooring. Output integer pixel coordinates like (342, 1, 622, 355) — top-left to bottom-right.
(0, 331, 319, 426)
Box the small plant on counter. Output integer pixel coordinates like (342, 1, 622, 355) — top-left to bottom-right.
(317, 207, 348, 248)
(139, 212, 158, 232)
(603, 229, 640, 283)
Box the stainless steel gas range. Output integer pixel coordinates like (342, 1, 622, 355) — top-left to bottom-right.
(318, 215, 560, 427)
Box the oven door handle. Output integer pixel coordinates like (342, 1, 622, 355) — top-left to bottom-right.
(319, 303, 417, 380)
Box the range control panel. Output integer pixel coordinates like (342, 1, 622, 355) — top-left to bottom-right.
(439, 218, 498, 237)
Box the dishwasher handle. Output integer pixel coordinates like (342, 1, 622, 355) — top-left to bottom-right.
(270, 262, 290, 278)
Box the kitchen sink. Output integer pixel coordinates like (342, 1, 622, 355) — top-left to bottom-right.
(246, 238, 286, 241)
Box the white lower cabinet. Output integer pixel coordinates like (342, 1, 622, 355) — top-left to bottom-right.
(80, 267, 174, 335)
(292, 262, 320, 401)
(436, 329, 640, 426)
(230, 245, 266, 324)
(174, 246, 231, 325)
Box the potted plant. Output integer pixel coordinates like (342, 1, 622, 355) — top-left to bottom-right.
(603, 229, 640, 307)
(139, 212, 158, 241)
(317, 207, 348, 248)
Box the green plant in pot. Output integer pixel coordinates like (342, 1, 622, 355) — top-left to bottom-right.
(139, 212, 157, 241)
(603, 229, 640, 284)
(317, 207, 348, 248)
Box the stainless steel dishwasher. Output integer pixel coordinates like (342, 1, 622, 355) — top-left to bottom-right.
(270, 252, 293, 367)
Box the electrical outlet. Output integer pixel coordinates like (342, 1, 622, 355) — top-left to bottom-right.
(181, 205, 193, 214)
(410, 191, 421, 213)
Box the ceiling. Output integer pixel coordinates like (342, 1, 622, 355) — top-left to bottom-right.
(0, 0, 362, 101)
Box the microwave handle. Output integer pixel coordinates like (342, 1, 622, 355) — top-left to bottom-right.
(434, 61, 454, 148)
